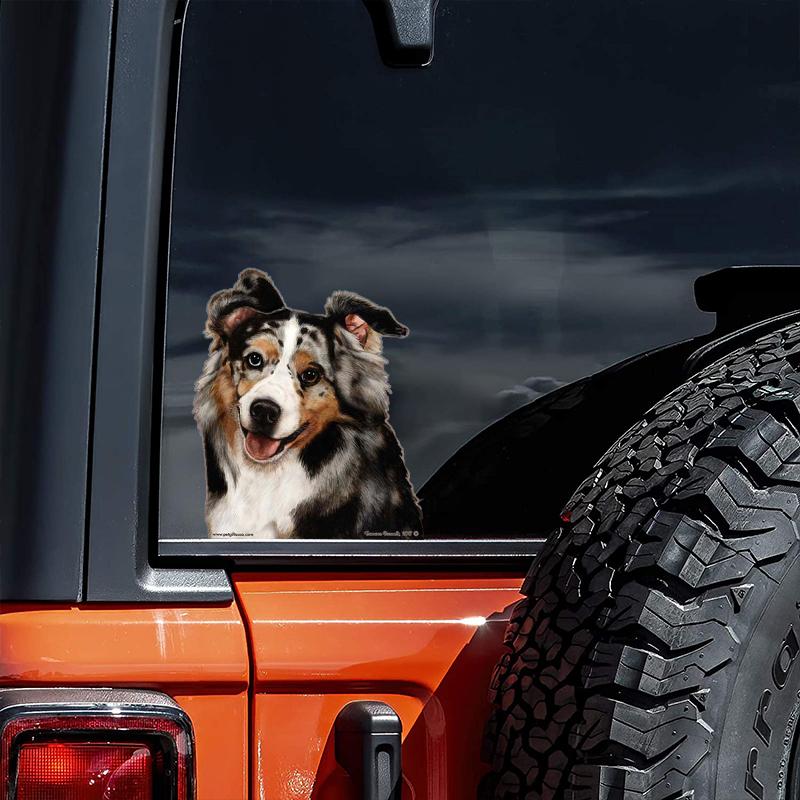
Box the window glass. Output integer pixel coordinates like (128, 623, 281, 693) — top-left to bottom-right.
(159, 0, 800, 541)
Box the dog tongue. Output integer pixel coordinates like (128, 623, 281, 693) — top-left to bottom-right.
(245, 432, 281, 461)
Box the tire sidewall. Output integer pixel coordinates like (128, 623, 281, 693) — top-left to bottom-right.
(717, 549, 800, 800)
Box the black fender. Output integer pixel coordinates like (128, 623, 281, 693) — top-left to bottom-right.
(419, 266, 800, 538)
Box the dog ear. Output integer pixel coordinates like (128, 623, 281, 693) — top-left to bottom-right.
(324, 291, 408, 353)
(205, 269, 285, 350)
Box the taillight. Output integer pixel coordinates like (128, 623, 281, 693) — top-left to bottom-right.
(1, 693, 194, 800)
(15, 741, 152, 799)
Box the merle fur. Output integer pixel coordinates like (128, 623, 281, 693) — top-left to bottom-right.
(196, 268, 422, 538)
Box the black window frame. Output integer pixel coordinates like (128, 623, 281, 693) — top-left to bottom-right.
(86, 0, 548, 602)
(86, 0, 232, 601)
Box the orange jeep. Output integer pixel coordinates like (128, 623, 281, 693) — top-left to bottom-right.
(3, 1, 800, 799)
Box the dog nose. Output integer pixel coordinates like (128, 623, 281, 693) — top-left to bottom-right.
(250, 399, 281, 426)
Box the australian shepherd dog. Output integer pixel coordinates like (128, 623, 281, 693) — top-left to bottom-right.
(193, 269, 422, 539)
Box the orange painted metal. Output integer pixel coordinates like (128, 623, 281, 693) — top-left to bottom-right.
(234, 573, 522, 800)
(172, 691, 249, 798)
(1, 577, 523, 798)
(0, 603, 249, 800)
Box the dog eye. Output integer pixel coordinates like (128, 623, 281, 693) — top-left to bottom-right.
(299, 366, 321, 386)
(246, 352, 264, 369)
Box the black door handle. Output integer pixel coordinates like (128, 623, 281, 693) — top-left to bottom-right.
(334, 701, 402, 800)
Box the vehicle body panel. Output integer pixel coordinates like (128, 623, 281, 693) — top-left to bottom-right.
(0, 581, 522, 798)
(0, 603, 249, 799)
(0, 0, 113, 602)
(234, 574, 521, 798)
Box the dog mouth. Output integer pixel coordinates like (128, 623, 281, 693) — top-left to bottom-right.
(242, 423, 308, 463)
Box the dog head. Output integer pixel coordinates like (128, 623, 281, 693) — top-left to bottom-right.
(203, 269, 408, 465)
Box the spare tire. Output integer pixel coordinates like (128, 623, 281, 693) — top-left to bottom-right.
(482, 321, 800, 800)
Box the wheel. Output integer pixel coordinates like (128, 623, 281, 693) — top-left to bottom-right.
(482, 321, 800, 800)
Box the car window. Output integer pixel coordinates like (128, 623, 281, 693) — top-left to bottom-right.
(158, 0, 800, 542)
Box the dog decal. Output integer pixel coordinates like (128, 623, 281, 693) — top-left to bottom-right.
(193, 269, 422, 539)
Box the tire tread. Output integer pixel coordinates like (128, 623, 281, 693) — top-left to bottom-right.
(482, 323, 800, 800)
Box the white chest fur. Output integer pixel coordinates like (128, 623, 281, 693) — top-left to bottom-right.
(207, 451, 315, 539)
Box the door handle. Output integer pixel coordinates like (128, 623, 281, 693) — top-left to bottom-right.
(334, 700, 402, 800)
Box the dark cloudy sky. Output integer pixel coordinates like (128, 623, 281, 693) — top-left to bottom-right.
(159, 0, 800, 538)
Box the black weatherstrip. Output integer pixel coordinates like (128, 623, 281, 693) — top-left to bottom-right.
(81, 0, 119, 602)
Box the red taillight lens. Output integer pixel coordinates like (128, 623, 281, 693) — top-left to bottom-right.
(2, 712, 193, 800)
(15, 742, 153, 800)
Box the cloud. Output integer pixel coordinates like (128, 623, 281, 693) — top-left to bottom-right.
(159, 166, 800, 530)
(169, 196, 707, 338)
(159, 192, 721, 509)
(486, 165, 790, 203)
(523, 376, 565, 394)
(489, 376, 567, 420)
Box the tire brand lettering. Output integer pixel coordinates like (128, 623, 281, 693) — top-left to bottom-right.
(772, 625, 799, 690)
(745, 748, 764, 800)
(746, 621, 800, 796)
(754, 690, 772, 746)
